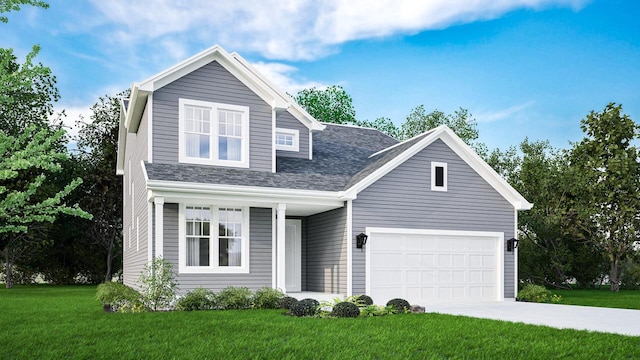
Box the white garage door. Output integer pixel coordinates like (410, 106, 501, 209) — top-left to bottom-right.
(366, 228, 503, 305)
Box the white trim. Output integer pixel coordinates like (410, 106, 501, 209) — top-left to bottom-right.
(178, 204, 250, 274)
(154, 197, 164, 257)
(136, 217, 140, 252)
(431, 161, 448, 192)
(345, 126, 532, 210)
(147, 201, 153, 263)
(514, 209, 518, 298)
(178, 98, 250, 168)
(147, 93, 153, 163)
(271, 109, 276, 173)
(346, 199, 353, 296)
(276, 204, 287, 292)
(275, 127, 299, 152)
(365, 227, 504, 302)
(272, 208, 277, 288)
(308, 130, 313, 160)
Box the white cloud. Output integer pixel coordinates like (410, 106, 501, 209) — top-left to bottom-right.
(475, 100, 536, 123)
(86, 0, 587, 61)
(250, 62, 327, 95)
(53, 104, 93, 141)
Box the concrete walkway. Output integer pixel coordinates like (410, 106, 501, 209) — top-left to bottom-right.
(427, 301, 640, 337)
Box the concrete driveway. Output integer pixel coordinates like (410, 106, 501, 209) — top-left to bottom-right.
(427, 301, 640, 337)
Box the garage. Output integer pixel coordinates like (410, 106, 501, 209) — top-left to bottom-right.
(366, 228, 504, 305)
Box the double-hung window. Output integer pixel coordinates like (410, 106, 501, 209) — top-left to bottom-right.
(179, 99, 250, 167)
(179, 205, 250, 274)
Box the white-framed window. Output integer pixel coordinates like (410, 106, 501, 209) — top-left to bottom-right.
(431, 161, 448, 191)
(178, 204, 250, 274)
(179, 98, 250, 167)
(275, 128, 299, 152)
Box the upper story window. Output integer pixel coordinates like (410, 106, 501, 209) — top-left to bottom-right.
(179, 99, 250, 167)
(275, 128, 299, 152)
(431, 161, 447, 192)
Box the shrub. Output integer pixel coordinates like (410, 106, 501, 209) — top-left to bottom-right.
(386, 298, 411, 313)
(620, 258, 640, 290)
(138, 257, 178, 311)
(291, 298, 319, 317)
(176, 288, 217, 311)
(276, 296, 298, 310)
(517, 284, 561, 303)
(216, 286, 253, 310)
(96, 282, 141, 312)
(252, 287, 284, 309)
(331, 301, 360, 318)
(354, 294, 374, 306)
(360, 304, 397, 317)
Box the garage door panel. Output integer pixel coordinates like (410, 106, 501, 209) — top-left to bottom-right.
(369, 231, 500, 305)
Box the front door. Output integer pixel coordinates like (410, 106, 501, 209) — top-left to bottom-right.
(285, 219, 302, 292)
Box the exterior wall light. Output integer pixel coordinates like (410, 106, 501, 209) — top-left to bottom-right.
(507, 238, 519, 252)
(356, 233, 368, 249)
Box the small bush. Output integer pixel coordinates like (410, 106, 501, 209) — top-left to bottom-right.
(96, 282, 141, 312)
(138, 257, 178, 311)
(276, 296, 298, 310)
(252, 287, 284, 309)
(355, 294, 374, 306)
(360, 304, 397, 317)
(216, 286, 253, 310)
(331, 301, 360, 318)
(517, 284, 561, 303)
(291, 298, 319, 317)
(176, 288, 217, 311)
(386, 298, 411, 313)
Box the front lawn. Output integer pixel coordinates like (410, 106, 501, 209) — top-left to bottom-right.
(554, 288, 640, 310)
(1, 286, 639, 359)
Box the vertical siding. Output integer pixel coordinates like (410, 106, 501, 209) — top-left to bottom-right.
(152, 61, 272, 172)
(305, 207, 348, 294)
(275, 111, 309, 159)
(352, 139, 516, 297)
(163, 205, 272, 294)
(123, 103, 150, 288)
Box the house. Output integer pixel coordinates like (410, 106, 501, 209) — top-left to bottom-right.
(117, 45, 532, 305)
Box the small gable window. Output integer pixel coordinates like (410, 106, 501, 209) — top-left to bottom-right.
(179, 98, 249, 168)
(275, 128, 299, 152)
(431, 162, 447, 191)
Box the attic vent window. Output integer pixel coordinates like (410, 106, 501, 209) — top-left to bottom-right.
(431, 162, 447, 192)
(275, 128, 299, 152)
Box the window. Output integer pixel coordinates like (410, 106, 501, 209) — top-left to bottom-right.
(431, 162, 448, 191)
(275, 128, 299, 152)
(179, 205, 250, 273)
(179, 99, 250, 167)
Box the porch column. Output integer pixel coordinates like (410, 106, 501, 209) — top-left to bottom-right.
(276, 203, 286, 292)
(154, 197, 164, 258)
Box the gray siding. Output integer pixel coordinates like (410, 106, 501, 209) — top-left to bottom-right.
(152, 61, 273, 172)
(276, 111, 309, 159)
(305, 207, 348, 294)
(123, 103, 150, 288)
(163, 205, 272, 293)
(352, 139, 516, 297)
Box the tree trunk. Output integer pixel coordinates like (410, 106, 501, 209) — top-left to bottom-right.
(610, 256, 620, 292)
(5, 258, 13, 289)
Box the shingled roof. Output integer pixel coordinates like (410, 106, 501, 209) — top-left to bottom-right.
(146, 123, 431, 192)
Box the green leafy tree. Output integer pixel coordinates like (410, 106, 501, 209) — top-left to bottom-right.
(0, 0, 48, 23)
(294, 85, 356, 125)
(400, 105, 487, 156)
(355, 117, 400, 139)
(75, 92, 127, 282)
(0, 126, 91, 288)
(570, 103, 640, 292)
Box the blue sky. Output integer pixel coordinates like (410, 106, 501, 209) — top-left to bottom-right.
(3, 0, 639, 151)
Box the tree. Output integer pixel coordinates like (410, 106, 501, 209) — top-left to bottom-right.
(0, 125, 91, 288)
(354, 117, 400, 139)
(400, 105, 487, 156)
(294, 85, 356, 125)
(0, 0, 48, 23)
(75, 92, 127, 282)
(570, 103, 640, 292)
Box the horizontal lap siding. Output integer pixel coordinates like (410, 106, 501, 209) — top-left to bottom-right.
(163, 205, 272, 294)
(352, 139, 516, 297)
(305, 207, 348, 294)
(153, 61, 272, 172)
(276, 111, 309, 159)
(123, 105, 150, 289)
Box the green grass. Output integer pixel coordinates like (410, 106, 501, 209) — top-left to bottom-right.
(554, 288, 640, 310)
(1, 286, 639, 359)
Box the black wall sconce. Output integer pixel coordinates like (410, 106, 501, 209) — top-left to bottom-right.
(507, 238, 519, 252)
(356, 233, 368, 249)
